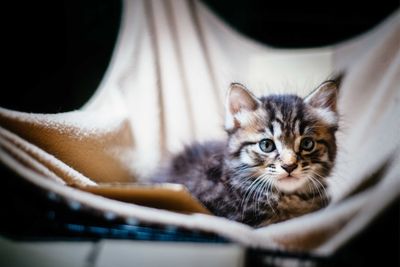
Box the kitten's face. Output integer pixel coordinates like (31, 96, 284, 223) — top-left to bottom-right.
(225, 82, 338, 194)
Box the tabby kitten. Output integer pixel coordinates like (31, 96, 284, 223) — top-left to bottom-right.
(154, 81, 339, 227)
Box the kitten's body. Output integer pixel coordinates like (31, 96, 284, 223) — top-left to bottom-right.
(154, 83, 338, 227)
(157, 141, 327, 227)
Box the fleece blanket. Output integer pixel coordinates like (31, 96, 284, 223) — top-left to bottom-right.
(0, 0, 399, 254)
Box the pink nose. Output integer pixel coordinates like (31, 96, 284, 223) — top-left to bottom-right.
(282, 164, 298, 174)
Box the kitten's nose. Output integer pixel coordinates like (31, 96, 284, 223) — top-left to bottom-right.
(282, 164, 298, 174)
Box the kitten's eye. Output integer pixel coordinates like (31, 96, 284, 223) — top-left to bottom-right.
(259, 139, 276, 153)
(300, 138, 315, 151)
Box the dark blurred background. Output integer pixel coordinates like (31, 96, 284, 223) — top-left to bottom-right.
(0, 0, 398, 114)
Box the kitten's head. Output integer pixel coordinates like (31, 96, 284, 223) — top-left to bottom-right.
(224, 82, 338, 194)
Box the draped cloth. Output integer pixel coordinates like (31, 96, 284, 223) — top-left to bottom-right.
(0, 0, 399, 254)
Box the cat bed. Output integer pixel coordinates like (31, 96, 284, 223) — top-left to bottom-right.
(0, 0, 399, 258)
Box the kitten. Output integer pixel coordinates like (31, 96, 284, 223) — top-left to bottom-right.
(153, 81, 339, 227)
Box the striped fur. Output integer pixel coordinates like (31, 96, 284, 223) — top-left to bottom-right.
(153, 82, 339, 227)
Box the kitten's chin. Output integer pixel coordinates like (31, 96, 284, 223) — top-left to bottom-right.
(275, 176, 307, 193)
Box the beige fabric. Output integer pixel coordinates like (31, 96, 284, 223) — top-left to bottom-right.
(0, 0, 399, 253)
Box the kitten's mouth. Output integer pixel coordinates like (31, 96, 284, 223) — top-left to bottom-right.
(276, 174, 305, 193)
(279, 175, 299, 181)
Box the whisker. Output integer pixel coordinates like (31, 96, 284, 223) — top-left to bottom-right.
(255, 177, 267, 215)
(241, 175, 264, 217)
(265, 178, 277, 215)
(306, 170, 329, 206)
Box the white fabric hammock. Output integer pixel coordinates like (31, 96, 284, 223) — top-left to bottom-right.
(0, 0, 399, 254)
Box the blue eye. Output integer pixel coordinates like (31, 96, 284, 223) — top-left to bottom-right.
(259, 139, 275, 153)
(300, 137, 315, 151)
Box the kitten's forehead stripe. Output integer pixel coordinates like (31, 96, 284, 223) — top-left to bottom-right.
(272, 121, 282, 137)
(262, 95, 308, 144)
(263, 101, 277, 125)
(275, 118, 284, 128)
(268, 124, 274, 135)
(291, 116, 300, 135)
(299, 121, 307, 135)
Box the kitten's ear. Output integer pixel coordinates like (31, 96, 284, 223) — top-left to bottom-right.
(304, 81, 339, 124)
(225, 83, 260, 131)
(305, 81, 338, 111)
